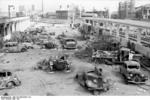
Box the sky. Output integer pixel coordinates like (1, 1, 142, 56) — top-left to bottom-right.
(0, 0, 150, 13)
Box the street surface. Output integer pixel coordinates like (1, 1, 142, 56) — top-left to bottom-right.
(0, 19, 150, 96)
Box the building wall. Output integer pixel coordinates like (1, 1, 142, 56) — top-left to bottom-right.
(0, 17, 31, 41)
(56, 10, 68, 19)
(135, 5, 150, 20)
(118, 0, 135, 19)
(83, 18, 150, 58)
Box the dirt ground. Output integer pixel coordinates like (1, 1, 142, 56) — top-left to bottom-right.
(0, 21, 150, 96)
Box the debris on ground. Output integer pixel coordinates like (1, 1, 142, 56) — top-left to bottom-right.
(35, 54, 71, 73)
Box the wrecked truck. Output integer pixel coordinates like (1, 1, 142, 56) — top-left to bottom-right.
(75, 67, 110, 95)
(0, 70, 21, 89)
(120, 61, 148, 84)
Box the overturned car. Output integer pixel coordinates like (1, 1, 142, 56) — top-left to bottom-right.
(75, 67, 110, 95)
(120, 61, 148, 84)
(0, 70, 21, 89)
(36, 55, 71, 73)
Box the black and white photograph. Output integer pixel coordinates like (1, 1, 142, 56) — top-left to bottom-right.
(0, 0, 150, 97)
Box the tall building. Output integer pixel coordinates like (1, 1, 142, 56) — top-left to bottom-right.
(32, 5, 35, 11)
(118, 0, 135, 19)
(135, 4, 150, 20)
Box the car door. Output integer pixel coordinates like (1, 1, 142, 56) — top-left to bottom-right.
(121, 63, 127, 75)
(123, 64, 128, 77)
(0, 72, 7, 88)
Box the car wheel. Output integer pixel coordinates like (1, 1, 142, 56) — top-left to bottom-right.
(120, 68, 122, 74)
(75, 74, 78, 79)
(93, 90, 100, 95)
(21, 48, 26, 52)
(103, 87, 109, 92)
(6, 82, 14, 88)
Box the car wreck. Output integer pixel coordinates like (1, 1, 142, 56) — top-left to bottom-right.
(2, 42, 27, 53)
(36, 55, 71, 73)
(120, 61, 148, 84)
(75, 67, 110, 95)
(0, 70, 21, 89)
(61, 38, 77, 49)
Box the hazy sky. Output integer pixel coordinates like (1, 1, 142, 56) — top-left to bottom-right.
(0, 0, 150, 13)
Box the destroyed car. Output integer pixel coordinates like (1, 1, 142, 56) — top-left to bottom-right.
(120, 61, 148, 84)
(49, 32, 55, 36)
(0, 70, 21, 89)
(2, 42, 27, 53)
(61, 38, 77, 49)
(75, 67, 110, 95)
(36, 55, 71, 73)
(41, 41, 57, 49)
(22, 42, 34, 49)
(56, 33, 66, 40)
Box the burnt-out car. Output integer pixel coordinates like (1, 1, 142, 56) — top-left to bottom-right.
(75, 67, 110, 95)
(36, 55, 71, 73)
(42, 41, 57, 49)
(61, 38, 77, 49)
(2, 42, 27, 53)
(120, 61, 148, 84)
(0, 70, 21, 89)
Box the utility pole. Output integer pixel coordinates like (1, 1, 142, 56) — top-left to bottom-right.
(42, 0, 44, 15)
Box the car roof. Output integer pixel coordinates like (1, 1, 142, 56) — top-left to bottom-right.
(124, 61, 140, 66)
(63, 38, 76, 40)
(0, 69, 11, 72)
(120, 47, 130, 51)
(87, 72, 99, 78)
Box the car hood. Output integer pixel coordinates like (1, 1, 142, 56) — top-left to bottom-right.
(128, 69, 142, 74)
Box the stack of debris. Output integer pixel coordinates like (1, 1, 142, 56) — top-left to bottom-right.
(74, 45, 92, 60)
(74, 35, 119, 61)
(35, 54, 71, 72)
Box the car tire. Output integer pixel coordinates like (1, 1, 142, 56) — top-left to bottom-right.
(21, 48, 26, 52)
(104, 87, 109, 92)
(6, 82, 14, 88)
(120, 68, 122, 74)
(75, 74, 78, 79)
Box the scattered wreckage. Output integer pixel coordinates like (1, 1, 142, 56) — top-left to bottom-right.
(0, 70, 21, 89)
(91, 47, 143, 65)
(36, 55, 71, 73)
(75, 67, 110, 95)
(120, 61, 148, 84)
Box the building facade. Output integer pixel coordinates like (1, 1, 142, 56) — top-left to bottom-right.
(0, 17, 31, 41)
(82, 17, 150, 58)
(56, 10, 69, 19)
(118, 0, 135, 19)
(135, 4, 150, 20)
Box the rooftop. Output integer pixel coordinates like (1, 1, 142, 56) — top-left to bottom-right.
(0, 17, 30, 24)
(83, 17, 150, 28)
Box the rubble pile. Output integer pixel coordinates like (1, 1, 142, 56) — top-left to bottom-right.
(74, 46, 93, 60)
(74, 35, 119, 60)
(36, 58, 51, 70)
